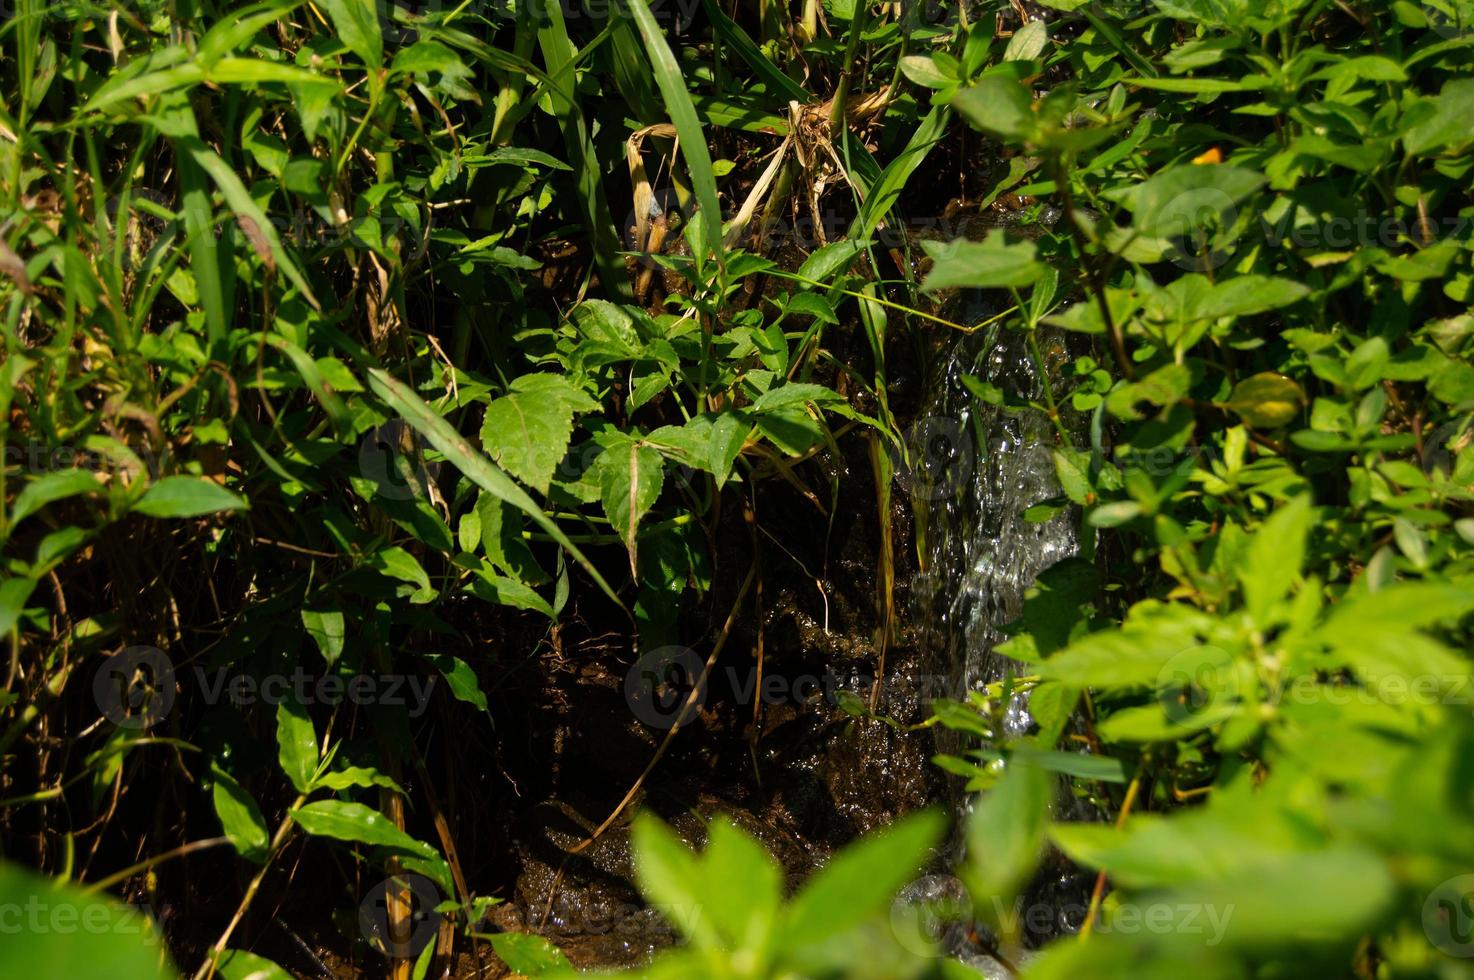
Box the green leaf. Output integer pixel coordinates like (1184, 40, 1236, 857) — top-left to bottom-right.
(1165, 849, 1395, 948)
(597, 440, 664, 574)
(133, 476, 248, 519)
(210, 766, 270, 864)
(423, 654, 488, 713)
(487, 933, 571, 975)
(366, 369, 624, 610)
(1003, 19, 1049, 61)
(750, 382, 843, 413)
(0, 577, 38, 636)
(1198, 276, 1310, 320)
(1404, 78, 1474, 155)
(215, 949, 291, 978)
(0, 861, 173, 977)
(367, 546, 435, 604)
(465, 565, 554, 618)
(783, 808, 944, 946)
(291, 800, 436, 856)
(480, 374, 594, 494)
(631, 813, 712, 945)
(1226, 373, 1305, 429)
(313, 766, 403, 794)
(1116, 165, 1265, 238)
(275, 695, 319, 794)
(921, 231, 1044, 291)
(318, 0, 383, 67)
(899, 54, 952, 89)
(9, 469, 104, 527)
(700, 818, 782, 949)
(796, 239, 870, 282)
(300, 609, 345, 668)
(964, 759, 1051, 920)
(1238, 494, 1312, 624)
(950, 74, 1035, 141)
(216, 949, 293, 980)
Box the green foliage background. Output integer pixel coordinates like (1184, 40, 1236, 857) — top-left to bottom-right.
(2, 0, 1473, 977)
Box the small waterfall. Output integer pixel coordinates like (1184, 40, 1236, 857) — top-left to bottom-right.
(913, 307, 1077, 716)
(909, 301, 1096, 966)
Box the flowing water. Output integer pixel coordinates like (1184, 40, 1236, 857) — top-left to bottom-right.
(909, 300, 1097, 969)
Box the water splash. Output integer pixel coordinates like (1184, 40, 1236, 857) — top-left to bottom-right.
(907, 305, 1096, 966)
(913, 311, 1077, 721)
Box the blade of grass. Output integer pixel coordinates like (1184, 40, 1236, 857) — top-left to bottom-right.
(536, 4, 633, 301)
(848, 105, 951, 243)
(623, 0, 724, 268)
(701, 0, 809, 104)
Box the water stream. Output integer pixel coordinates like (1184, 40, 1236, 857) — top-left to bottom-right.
(909, 302, 1096, 970)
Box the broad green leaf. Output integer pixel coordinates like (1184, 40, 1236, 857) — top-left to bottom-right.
(750, 382, 843, 413)
(1404, 78, 1474, 155)
(367, 546, 435, 604)
(423, 654, 488, 712)
(783, 808, 944, 945)
(211, 766, 270, 863)
(950, 74, 1035, 141)
(300, 609, 345, 668)
(631, 814, 714, 946)
(277, 695, 321, 795)
(9, 469, 104, 527)
(796, 239, 870, 283)
(1004, 19, 1049, 61)
(366, 369, 623, 609)
(0, 861, 173, 976)
(313, 766, 403, 793)
(1164, 849, 1395, 948)
(965, 759, 1051, 920)
(1115, 165, 1265, 238)
(216, 950, 293, 980)
(921, 231, 1044, 291)
(597, 440, 664, 574)
(0, 577, 38, 636)
(291, 800, 436, 856)
(1198, 276, 1310, 320)
(700, 818, 782, 950)
(133, 476, 248, 519)
(1238, 494, 1312, 624)
(488, 933, 571, 975)
(1226, 373, 1304, 429)
(480, 374, 595, 494)
(318, 0, 383, 67)
(275, 695, 318, 794)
